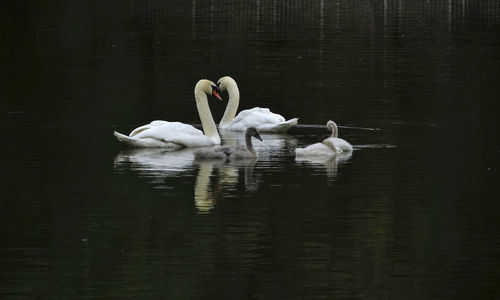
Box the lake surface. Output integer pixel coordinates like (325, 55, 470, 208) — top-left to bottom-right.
(1, 0, 500, 298)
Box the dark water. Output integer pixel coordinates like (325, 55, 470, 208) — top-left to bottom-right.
(2, 0, 500, 299)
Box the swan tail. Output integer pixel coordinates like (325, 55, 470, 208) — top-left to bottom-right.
(114, 131, 143, 147)
(295, 148, 306, 156)
(270, 118, 299, 133)
(114, 131, 179, 148)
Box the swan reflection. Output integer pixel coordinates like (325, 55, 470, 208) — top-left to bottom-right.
(295, 151, 352, 178)
(113, 148, 195, 176)
(113, 147, 259, 214)
(194, 158, 258, 213)
(220, 130, 298, 159)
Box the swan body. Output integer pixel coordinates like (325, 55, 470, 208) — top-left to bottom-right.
(217, 76, 298, 133)
(114, 80, 222, 148)
(325, 120, 353, 152)
(295, 120, 346, 158)
(195, 127, 263, 161)
(295, 141, 342, 158)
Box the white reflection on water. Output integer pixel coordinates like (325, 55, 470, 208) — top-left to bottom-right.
(193, 158, 258, 214)
(114, 148, 195, 175)
(113, 129, 353, 211)
(113, 147, 260, 214)
(295, 151, 352, 178)
(220, 130, 298, 158)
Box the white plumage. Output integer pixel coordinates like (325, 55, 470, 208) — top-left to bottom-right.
(295, 120, 351, 158)
(295, 141, 341, 158)
(113, 79, 222, 148)
(217, 76, 298, 133)
(325, 120, 353, 152)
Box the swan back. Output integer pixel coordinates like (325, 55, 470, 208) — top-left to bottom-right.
(322, 139, 343, 154)
(295, 142, 334, 157)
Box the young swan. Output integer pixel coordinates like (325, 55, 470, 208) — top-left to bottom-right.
(295, 120, 344, 158)
(324, 120, 353, 152)
(322, 139, 343, 154)
(194, 127, 263, 161)
(295, 137, 343, 158)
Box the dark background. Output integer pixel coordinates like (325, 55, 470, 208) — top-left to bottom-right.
(1, 0, 500, 299)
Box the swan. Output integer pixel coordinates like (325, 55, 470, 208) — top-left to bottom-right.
(217, 76, 298, 133)
(295, 120, 344, 158)
(324, 120, 353, 152)
(113, 79, 222, 148)
(194, 126, 263, 161)
(295, 137, 343, 158)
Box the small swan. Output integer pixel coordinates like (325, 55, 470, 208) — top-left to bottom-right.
(295, 138, 342, 158)
(113, 79, 222, 148)
(324, 120, 353, 152)
(217, 76, 298, 133)
(295, 121, 343, 158)
(194, 127, 263, 161)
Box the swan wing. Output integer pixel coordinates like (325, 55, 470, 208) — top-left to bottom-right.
(115, 121, 216, 148)
(129, 120, 170, 137)
(295, 143, 334, 157)
(257, 118, 298, 133)
(222, 107, 298, 132)
(324, 137, 353, 152)
(113, 131, 182, 148)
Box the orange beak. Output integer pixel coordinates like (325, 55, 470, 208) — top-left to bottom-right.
(212, 90, 222, 100)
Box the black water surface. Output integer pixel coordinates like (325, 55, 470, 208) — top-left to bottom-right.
(1, 1, 500, 299)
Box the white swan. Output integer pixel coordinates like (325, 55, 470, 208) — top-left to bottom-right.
(113, 79, 222, 148)
(295, 140, 342, 158)
(194, 126, 263, 161)
(217, 76, 298, 133)
(295, 120, 344, 158)
(295, 135, 343, 158)
(324, 120, 353, 152)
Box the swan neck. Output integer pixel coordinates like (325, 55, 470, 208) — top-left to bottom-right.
(195, 89, 220, 143)
(220, 82, 240, 126)
(245, 133, 257, 155)
(331, 124, 338, 138)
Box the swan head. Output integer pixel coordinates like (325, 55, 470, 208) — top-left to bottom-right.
(246, 126, 263, 142)
(216, 76, 237, 92)
(196, 79, 222, 100)
(326, 120, 338, 137)
(323, 139, 342, 154)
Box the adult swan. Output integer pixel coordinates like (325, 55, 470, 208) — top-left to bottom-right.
(113, 79, 222, 148)
(217, 76, 298, 133)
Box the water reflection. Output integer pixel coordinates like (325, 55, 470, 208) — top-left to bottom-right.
(113, 147, 260, 213)
(194, 158, 258, 214)
(295, 151, 352, 178)
(114, 148, 195, 176)
(220, 130, 298, 159)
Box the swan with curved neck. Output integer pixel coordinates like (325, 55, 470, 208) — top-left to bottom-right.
(217, 76, 298, 133)
(194, 127, 263, 161)
(113, 79, 222, 148)
(295, 121, 343, 158)
(324, 120, 353, 152)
